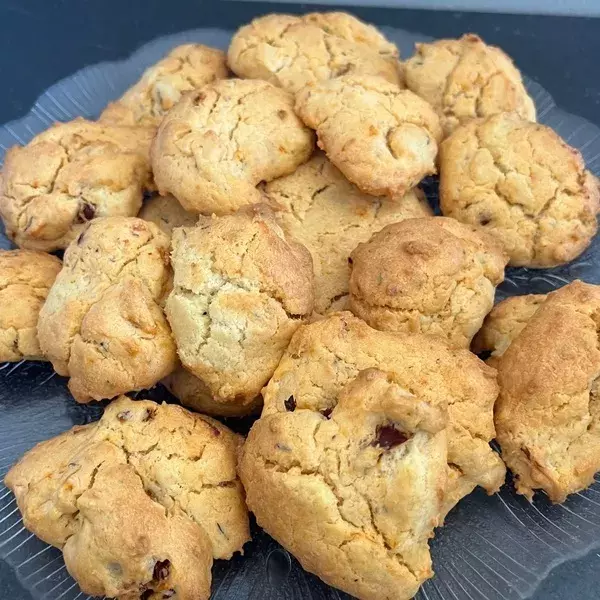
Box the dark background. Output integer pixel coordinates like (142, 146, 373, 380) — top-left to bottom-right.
(0, 1, 599, 598)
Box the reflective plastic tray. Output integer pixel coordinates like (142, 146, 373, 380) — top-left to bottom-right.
(1, 24, 600, 600)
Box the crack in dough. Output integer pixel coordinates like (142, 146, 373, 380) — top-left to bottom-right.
(37, 217, 176, 402)
(0, 119, 154, 251)
(5, 396, 249, 599)
(439, 112, 600, 267)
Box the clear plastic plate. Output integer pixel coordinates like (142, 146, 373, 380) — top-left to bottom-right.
(1, 25, 600, 600)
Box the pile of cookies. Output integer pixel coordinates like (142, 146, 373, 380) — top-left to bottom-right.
(1, 11, 599, 600)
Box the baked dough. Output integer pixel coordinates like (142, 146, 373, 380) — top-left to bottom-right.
(138, 193, 197, 236)
(37, 217, 176, 402)
(0, 119, 153, 251)
(439, 112, 599, 267)
(5, 396, 249, 600)
(349, 217, 507, 347)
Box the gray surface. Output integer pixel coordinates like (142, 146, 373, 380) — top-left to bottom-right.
(231, 0, 600, 17)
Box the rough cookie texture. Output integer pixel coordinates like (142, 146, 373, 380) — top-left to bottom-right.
(166, 205, 314, 409)
(440, 113, 600, 267)
(240, 368, 448, 600)
(227, 12, 401, 95)
(163, 366, 262, 417)
(151, 79, 314, 214)
(101, 44, 229, 128)
(262, 312, 505, 516)
(0, 119, 154, 252)
(138, 193, 197, 236)
(349, 217, 507, 348)
(264, 152, 432, 313)
(471, 293, 546, 361)
(37, 217, 177, 402)
(5, 396, 250, 599)
(495, 281, 600, 502)
(0, 250, 62, 362)
(404, 34, 536, 136)
(296, 75, 442, 198)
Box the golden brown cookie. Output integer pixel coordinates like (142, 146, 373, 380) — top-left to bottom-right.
(138, 193, 197, 236)
(101, 44, 228, 127)
(471, 293, 546, 361)
(165, 205, 314, 409)
(0, 250, 62, 362)
(439, 113, 600, 267)
(404, 34, 536, 136)
(295, 75, 442, 198)
(151, 79, 314, 214)
(5, 396, 249, 599)
(264, 152, 432, 313)
(163, 365, 262, 417)
(262, 312, 505, 517)
(240, 368, 448, 600)
(495, 281, 600, 502)
(227, 12, 401, 94)
(37, 217, 177, 402)
(0, 119, 154, 251)
(349, 217, 507, 348)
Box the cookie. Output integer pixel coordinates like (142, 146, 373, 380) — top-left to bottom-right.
(165, 205, 314, 408)
(163, 365, 262, 417)
(471, 293, 546, 361)
(264, 152, 432, 313)
(0, 250, 62, 362)
(151, 79, 314, 214)
(439, 113, 600, 267)
(5, 396, 249, 599)
(227, 12, 401, 95)
(494, 281, 600, 502)
(295, 75, 442, 198)
(349, 217, 507, 348)
(37, 217, 176, 402)
(138, 193, 197, 236)
(101, 44, 228, 128)
(404, 34, 536, 136)
(240, 368, 448, 600)
(261, 312, 505, 517)
(0, 119, 154, 252)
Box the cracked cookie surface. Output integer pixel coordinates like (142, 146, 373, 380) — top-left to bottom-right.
(240, 368, 448, 600)
(5, 396, 249, 599)
(227, 12, 401, 95)
(472, 293, 546, 362)
(101, 44, 229, 128)
(138, 193, 197, 236)
(295, 75, 442, 198)
(262, 312, 505, 517)
(165, 205, 314, 409)
(151, 79, 314, 214)
(0, 119, 154, 251)
(404, 34, 536, 136)
(494, 281, 600, 502)
(439, 112, 600, 267)
(349, 217, 507, 348)
(0, 250, 62, 362)
(37, 217, 177, 402)
(264, 152, 432, 314)
(163, 365, 262, 417)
